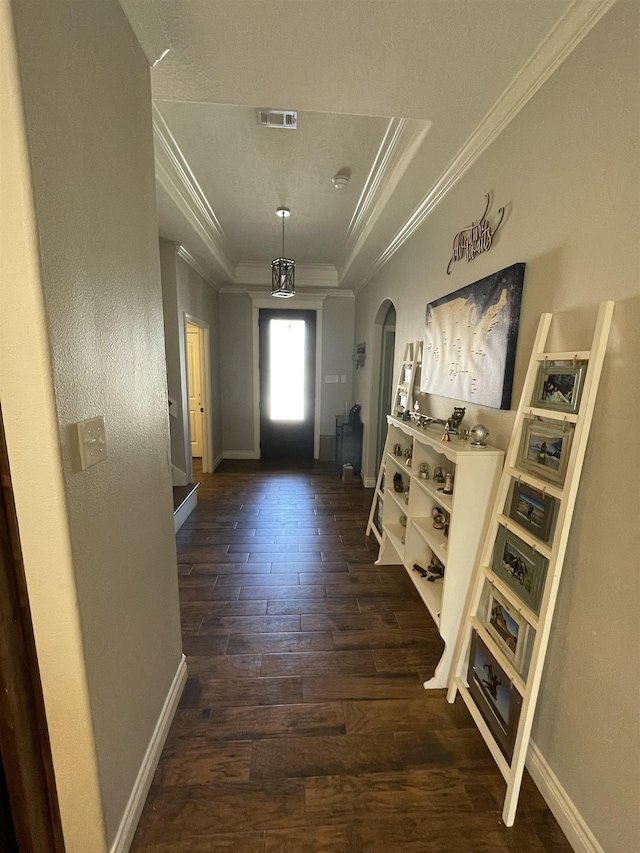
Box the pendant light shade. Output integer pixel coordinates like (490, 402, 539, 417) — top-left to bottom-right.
(271, 207, 295, 298)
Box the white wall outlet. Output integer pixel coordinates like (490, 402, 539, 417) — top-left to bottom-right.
(325, 375, 339, 383)
(341, 375, 347, 383)
(77, 416, 107, 470)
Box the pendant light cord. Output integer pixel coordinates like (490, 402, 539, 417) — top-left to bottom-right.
(282, 213, 285, 257)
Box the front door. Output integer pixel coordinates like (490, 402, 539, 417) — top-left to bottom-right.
(259, 309, 316, 460)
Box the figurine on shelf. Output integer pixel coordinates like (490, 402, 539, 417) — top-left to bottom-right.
(399, 515, 407, 527)
(446, 407, 466, 434)
(393, 443, 402, 457)
(426, 555, 445, 581)
(432, 510, 445, 530)
(418, 462, 430, 479)
(393, 473, 403, 492)
(403, 448, 412, 467)
(442, 473, 454, 495)
(412, 563, 428, 578)
(404, 487, 410, 505)
(433, 466, 445, 483)
(458, 428, 469, 442)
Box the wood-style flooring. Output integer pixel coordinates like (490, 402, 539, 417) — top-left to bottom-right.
(131, 460, 572, 853)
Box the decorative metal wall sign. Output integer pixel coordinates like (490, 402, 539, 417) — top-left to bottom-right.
(447, 194, 505, 275)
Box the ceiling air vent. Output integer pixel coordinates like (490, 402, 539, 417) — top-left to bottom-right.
(258, 109, 297, 129)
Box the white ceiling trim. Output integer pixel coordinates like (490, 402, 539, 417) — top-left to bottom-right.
(354, 0, 618, 293)
(338, 117, 431, 282)
(248, 291, 328, 310)
(235, 262, 339, 289)
(177, 245, 220, 290)
(118, 0, 170, 66)
(153, 106, 235, 281)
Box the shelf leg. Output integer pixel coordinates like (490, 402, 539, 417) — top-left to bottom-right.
(422, 643, 452, 690)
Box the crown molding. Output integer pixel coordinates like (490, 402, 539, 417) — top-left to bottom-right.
(354, 0, 618, 293)
(219, 285, 354, 299)
(338, 116, 430, 282)
(153, 106, 236, 282)
(176, 245, 220, 291)
(235, 261, 339, 289)
(248, 291, 328, 310)
(118, 0, 170, 66)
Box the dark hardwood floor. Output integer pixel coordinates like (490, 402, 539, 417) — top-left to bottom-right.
(131, 460, 572, 853)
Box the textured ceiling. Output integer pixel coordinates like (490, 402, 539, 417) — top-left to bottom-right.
(150, 0, 583, 289)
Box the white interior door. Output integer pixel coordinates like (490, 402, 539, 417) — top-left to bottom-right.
(186, 323, 203, 458)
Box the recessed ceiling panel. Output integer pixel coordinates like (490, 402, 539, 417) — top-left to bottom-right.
(155, 101, 390, 264)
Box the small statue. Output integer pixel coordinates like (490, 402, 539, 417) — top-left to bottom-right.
(418, 462, 430, 479)
(432, 512, 445, 530)
(393, 443, 402, 457)
(433, 467, 445, 483)
(442, 473, 454, 495)
(393, 473, 403, 492)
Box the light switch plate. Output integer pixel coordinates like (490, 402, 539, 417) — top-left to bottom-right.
(77, 416, 107, 470)
(325, 375, 339, 384)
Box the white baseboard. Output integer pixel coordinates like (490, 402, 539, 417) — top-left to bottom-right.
(171, 465, 187, 486)
(212, 452, 223, 471)
(173, 488, 197, 533)
(109, 655, 187, 853)
(223, 450, 260, 459)
(362, 476, 376, 488)
(527, 740, 604, 853)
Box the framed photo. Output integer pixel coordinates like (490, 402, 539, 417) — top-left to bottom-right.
(492, 526, 548, 613)
(467, 630, 523, 761)
(508, 480, 555, 543)
(484, 587, 529, 671)
(533, 363, 585, 414)
(519, 418, 573, 486)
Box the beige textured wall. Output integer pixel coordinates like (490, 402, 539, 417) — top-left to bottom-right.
(354, 4, 639, 851)
(6, 0, 184, 847)
(176, 254, 224, 470)
(160, 241, 224, 477)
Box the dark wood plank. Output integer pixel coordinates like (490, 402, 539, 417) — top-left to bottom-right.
(250, 733, 403, 779)
(227, 632, 333, 655)
(261, 651, 376, 677)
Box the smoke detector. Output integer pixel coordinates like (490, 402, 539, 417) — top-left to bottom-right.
(258, 109, 298, 129)
(332, 168, 351, 189)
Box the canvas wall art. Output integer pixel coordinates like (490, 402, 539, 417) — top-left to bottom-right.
(421, 263, 525, 409)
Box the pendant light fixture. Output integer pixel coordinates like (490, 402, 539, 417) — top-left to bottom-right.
(271, 207, 295, 298)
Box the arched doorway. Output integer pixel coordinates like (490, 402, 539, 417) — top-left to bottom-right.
(375, 303, 396, 468)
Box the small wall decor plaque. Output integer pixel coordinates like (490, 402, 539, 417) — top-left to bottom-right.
(447, 193, 505, 275)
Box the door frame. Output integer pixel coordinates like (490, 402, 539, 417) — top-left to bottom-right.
(183, 313, 213, 474)
(363, 298, 397, 486)
(0, 409, 65, 852)
(250, 292, 326, 460)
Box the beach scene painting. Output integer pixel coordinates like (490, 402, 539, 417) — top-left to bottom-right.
(515, 489, 546, 530)
(489, 599, 519, 654)
(421, 263, 525, 409)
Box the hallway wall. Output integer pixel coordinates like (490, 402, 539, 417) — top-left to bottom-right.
(160, 239, 223, 478)
(2, 1, 184, 849)
(353, 4, 639, 852)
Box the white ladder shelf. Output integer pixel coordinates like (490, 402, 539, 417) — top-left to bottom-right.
(446, 301, 614, 826)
